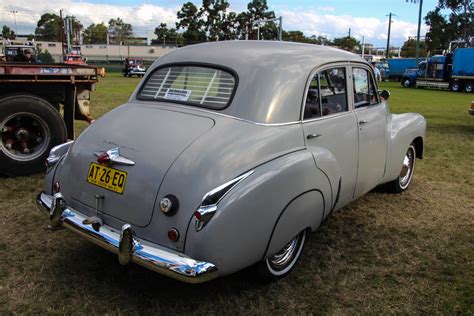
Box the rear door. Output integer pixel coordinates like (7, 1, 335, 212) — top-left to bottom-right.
(352, 66, 388, 197)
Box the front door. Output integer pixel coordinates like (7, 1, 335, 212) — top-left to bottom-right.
(352, 67, 388, 197)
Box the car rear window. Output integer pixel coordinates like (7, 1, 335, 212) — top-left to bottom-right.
(138, 65, 236, 109)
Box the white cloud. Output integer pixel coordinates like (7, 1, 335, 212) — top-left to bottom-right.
(280, 9, 427, 47)
(0, 1, 426, 46)
(0, 0, 177, 35)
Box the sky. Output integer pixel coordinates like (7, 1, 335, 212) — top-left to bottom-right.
(0, 0, 442, 47)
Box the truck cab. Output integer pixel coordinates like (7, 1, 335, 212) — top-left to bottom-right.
(3, 45, 37, 63)
(402, 48, 473, 92)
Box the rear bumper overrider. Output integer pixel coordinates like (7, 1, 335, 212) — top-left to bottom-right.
(36, 192, 218, 284)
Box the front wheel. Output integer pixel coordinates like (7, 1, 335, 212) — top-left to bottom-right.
(257, 229, 306, 281)
(384, 143, 416, 193)
(402, 78, 412, 88)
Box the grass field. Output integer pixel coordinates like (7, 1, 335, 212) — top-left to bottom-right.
(1, 73, 473, 314)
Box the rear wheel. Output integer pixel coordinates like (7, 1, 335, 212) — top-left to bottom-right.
(384, 143, 416, 193)
(465, 82, 473, 93)
(257, 229, 306, 281)
(0, 94, 67, 176)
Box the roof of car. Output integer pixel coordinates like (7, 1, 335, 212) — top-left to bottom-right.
(141, 41, 369, 124)
(164, 40, 363, 69)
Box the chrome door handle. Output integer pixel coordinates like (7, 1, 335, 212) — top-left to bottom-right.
(307, 133, 321, 139)
(358, 120, 369, 125)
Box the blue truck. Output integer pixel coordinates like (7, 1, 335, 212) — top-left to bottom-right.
(401, 48, 474, 92)
(387, 58, 417, 81)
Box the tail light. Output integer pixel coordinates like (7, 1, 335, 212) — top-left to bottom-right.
(97, 152, 110, 164)
(168, 228, 179, 242)
(53, 181, 61, 193)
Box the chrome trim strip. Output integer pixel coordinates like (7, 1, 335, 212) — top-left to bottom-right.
(46, 140, 74, 167)
(135, 102, 302, 126)
(201, 169, 255, 205)
(36, 192, 218, 284)
(195, 170, 254, 232)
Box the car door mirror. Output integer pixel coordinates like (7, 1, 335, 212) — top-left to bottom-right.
(380, 89, 390, 100)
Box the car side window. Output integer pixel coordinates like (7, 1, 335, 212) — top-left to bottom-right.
(304, 67, 348, 119)
(353, 68, 380, 108)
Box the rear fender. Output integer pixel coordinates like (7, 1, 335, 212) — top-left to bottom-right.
(184, 150, 330, 276)
(265, 190, 324, 258)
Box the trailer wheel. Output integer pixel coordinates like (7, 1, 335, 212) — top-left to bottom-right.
(465, 82, 473, 93)
(0, 94, 67, 176)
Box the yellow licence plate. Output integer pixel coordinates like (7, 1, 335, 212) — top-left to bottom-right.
(87, 162, 127, 194)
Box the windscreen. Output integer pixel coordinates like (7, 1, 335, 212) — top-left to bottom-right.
(138, 65, 236, 110)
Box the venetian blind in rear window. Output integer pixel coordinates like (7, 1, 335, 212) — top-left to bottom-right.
(138, 65, 236, 109)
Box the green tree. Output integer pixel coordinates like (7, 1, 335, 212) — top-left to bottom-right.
(83, 23, 108, 44)
(333, 36, 360, 52)
(246, 0, 277, 40)
(108, 18, 133, 44)
(35, 13, 62, 41)
(176, 2, 207, 44)
(1, 25, 15, 39)
(282, 30, 306, 42)
(400, 38, 427, 57)
(153, 23, 183, 46)
(35, 13, 82, 43)
(154, 23, 169, 41)
(314, 35, 332, 45)
(235, 12, 250, 39)
(37, 49, 55, 64)
(201, 0, 230, 40)
(221, 11, 240, 40)
(424, 0, 473, 52)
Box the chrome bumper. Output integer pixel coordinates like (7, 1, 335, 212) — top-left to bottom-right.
(36, 192, 218, 284)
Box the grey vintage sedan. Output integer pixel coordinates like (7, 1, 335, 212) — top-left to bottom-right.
(37, 41, 426, 283)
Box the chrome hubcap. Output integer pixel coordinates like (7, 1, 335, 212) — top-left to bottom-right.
(269, 239, 298, 268)
(0, 113, 50, 161)
(267, 231, 305, 272)
(399, 146, 415, 188)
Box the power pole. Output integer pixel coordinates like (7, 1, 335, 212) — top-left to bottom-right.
(348, 28, 351, 37)
(415, 0, 423, 65)
(278, 16, 283, 41)
(408, 0, 424, 66)
(10, 10, 18, 34)
(386, 12, 395, 59)
(361, 36, 365, 58)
